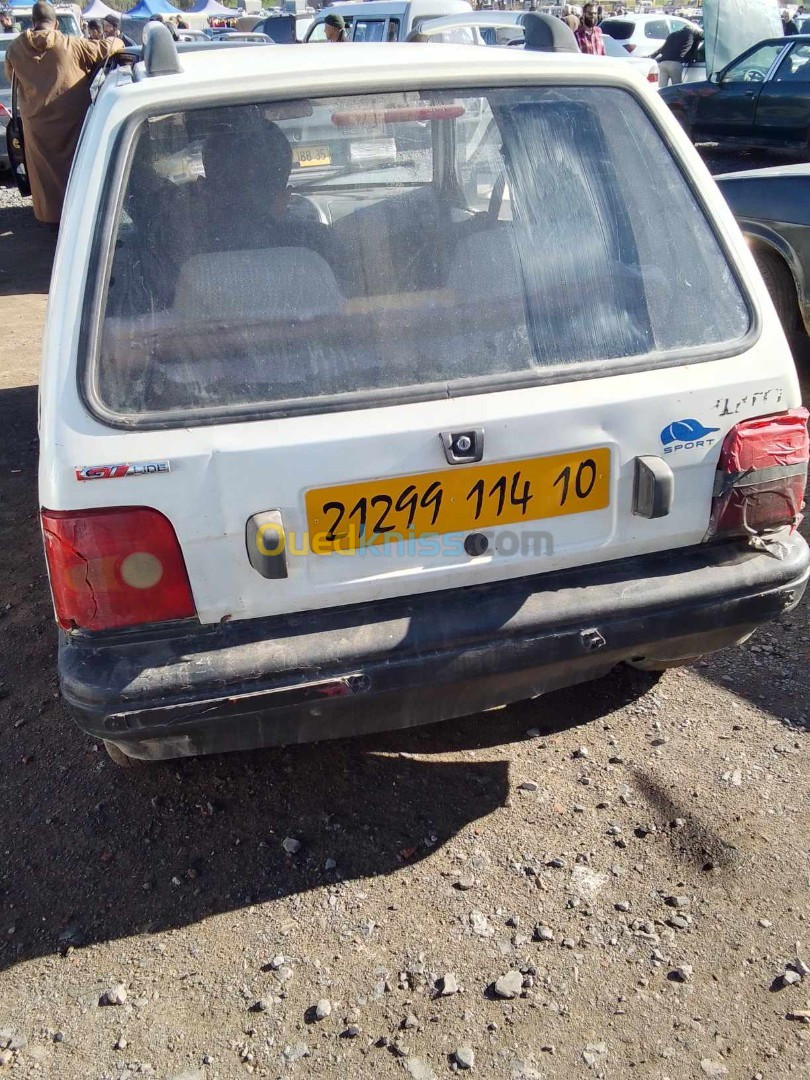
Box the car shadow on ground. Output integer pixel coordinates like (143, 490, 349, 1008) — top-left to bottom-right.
(0, 199, 56, 297)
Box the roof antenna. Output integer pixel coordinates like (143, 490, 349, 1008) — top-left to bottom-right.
(143, 21, 181, 78)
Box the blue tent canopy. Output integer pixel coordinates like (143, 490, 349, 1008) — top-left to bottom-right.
(124, 0, 181, 18)
(82, 0, 118, 17)
(188, 0, 234, 13)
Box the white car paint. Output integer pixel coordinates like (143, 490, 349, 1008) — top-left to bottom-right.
(41, 42, 799, 629)
(599, 12, 702, 57)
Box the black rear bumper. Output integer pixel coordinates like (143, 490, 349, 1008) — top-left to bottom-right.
(60, 532, 810, 760)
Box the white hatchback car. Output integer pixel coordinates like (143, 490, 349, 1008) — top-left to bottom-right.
(40, 28, 809, 764)
(599, 13, 702, 57)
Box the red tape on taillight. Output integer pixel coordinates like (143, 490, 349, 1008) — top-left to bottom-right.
(41, 507, 196, 631)
(706, 408, 809, 541)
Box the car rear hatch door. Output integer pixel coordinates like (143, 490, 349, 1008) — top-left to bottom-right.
(702, 0, 783, 78)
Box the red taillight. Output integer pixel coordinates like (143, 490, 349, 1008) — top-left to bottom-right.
(647, 70, 659, 83)
(706, 409, 809, 541)
(41, 507, 196, 631)
(624, 42, 636, 53)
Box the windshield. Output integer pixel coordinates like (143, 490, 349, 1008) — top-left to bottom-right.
(90, 87, 749, 425)
(14, 13, 81, 34)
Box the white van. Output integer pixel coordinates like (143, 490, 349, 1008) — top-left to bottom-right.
(303, 0, 473, 41)
(40, 29, 809, 764)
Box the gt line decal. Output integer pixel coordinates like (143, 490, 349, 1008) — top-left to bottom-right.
(75, 461, 171, 481)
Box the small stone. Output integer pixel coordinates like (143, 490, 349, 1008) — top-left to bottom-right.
(561, 938, 577, 949)
(665, 895, 690, 909)
(454, 875, 475, 891)
(700, 1061, 729, 1078)
(650, 737, 667, 747)
(0, 1051, 11, 1067)
(282, 1043, 309, 1062)
(493, 970, 524, 999)
(517, 781, 538, 792)
(438, 973, 459, 996)
(668, 915, 690, 930)
(758, 918, 772, 928)
(115, 1036, 128, 1050)
(282, 837, 301, 855)
(404, 1058, 437, 1080)
(670, 964, 693, 983)
(100, 983, 127, 1007)
(314, 999, 331, 1020)
(402, 1013, 419, 1030)
(469, 911, 494, 938)
(202, 1056, 213, 1066)
(608, 755, 624, 765)
(526, 727, 541, 737)
(269, 954, 285, 970)
(253, 998, 271, 1013)
(53, 1033, 64, 1044)
(343, 1025, 361, 1038)
(573, 747, 589, 759)
(276, 966, 294, 984)
(582, 1043, 608, 1068)
(7, 1037, 26, 1053)
(534, 924, 554, 942)
(615, 901, 631, 912)
(547, 857, 565, 869)
(454, 1046, 475, 1070)
(324, 858, 337, 871)
(782, 969, 802, 987)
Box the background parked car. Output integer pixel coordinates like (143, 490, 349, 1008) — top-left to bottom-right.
(715, 162, 810, 339)
(7, 3, 81, 36)
(0, 34, 15, 172)
(598, 13, 701, 56)
(660, 36, 810, 154)
(304, 0, 473, 42)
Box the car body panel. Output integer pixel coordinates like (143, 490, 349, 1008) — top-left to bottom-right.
(716, 164, 810, 331)
(660, 36, 808, 151)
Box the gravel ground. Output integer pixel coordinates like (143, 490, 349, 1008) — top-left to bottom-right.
(0, 156, 809, 1080)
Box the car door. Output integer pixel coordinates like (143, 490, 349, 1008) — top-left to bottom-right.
(693, 41, 787, 142)
(753, 42, 810, 148)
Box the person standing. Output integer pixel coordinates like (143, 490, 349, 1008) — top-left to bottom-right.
(3, 1, 123, 224)
(324, 12, 349, 40)
(781, 8, 798, 33)
(560, 5, 580, 32)
(1, 10, 19, 32)
(102, 13, 122, 39)
(85, 17, 103, 40)
(574, 3, 605, 54)
(652, 23, 701, 87)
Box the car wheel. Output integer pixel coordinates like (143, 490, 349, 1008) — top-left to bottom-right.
(753, 247, 800, 335)
(103, 740, 150, 768)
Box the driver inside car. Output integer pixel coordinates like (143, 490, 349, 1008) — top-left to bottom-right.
(197, 115, 334, 263)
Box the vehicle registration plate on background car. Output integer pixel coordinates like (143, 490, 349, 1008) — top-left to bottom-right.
(292, 145, 332, 167)
(305, 448, 611, 553)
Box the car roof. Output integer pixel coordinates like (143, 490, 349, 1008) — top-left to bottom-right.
(311, 0, 471, 16)
(419, 10, 523, 27)
(156, 40, 632, 87)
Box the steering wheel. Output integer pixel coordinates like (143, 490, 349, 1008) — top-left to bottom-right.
(743, 69, 766, 83)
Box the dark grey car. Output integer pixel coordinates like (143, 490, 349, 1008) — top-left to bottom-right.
(716, 163, 810, 339)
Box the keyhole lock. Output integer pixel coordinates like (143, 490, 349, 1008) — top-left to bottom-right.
(440, 428, 485, 465)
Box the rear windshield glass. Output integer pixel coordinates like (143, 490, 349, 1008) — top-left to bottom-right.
(90, 87, 749, 424)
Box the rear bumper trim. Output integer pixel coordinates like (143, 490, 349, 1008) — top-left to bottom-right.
(59, 532, 810, 759)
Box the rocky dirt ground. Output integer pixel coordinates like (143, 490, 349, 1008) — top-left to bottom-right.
(0, 152, 809, 1080)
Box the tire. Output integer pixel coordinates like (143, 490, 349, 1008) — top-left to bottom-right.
(103, 740, 149, 768)
(753, 247, 800, 335)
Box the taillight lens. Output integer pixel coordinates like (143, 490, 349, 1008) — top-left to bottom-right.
(706, 409, 809, 541)
(41, 507, 196, 631)
(647, 70, 659, 83)
(624, 42, 636, 52)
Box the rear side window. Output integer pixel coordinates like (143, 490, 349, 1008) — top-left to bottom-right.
(88, 87, 749, 426)
(643, 18, 670, 38)
(600, 18, 634, 40)
(353, 18, 386, 40)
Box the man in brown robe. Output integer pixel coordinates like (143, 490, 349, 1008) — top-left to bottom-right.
(3, 1, 123, 224)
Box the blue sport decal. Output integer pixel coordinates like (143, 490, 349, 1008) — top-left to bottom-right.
(660, 419, 719, 446)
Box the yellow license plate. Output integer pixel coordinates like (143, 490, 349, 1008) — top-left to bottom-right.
(292, 145, 332, 168)
(305, 447, 610, 554)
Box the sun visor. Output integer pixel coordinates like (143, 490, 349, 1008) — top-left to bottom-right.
(702, 0, 783, 78)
